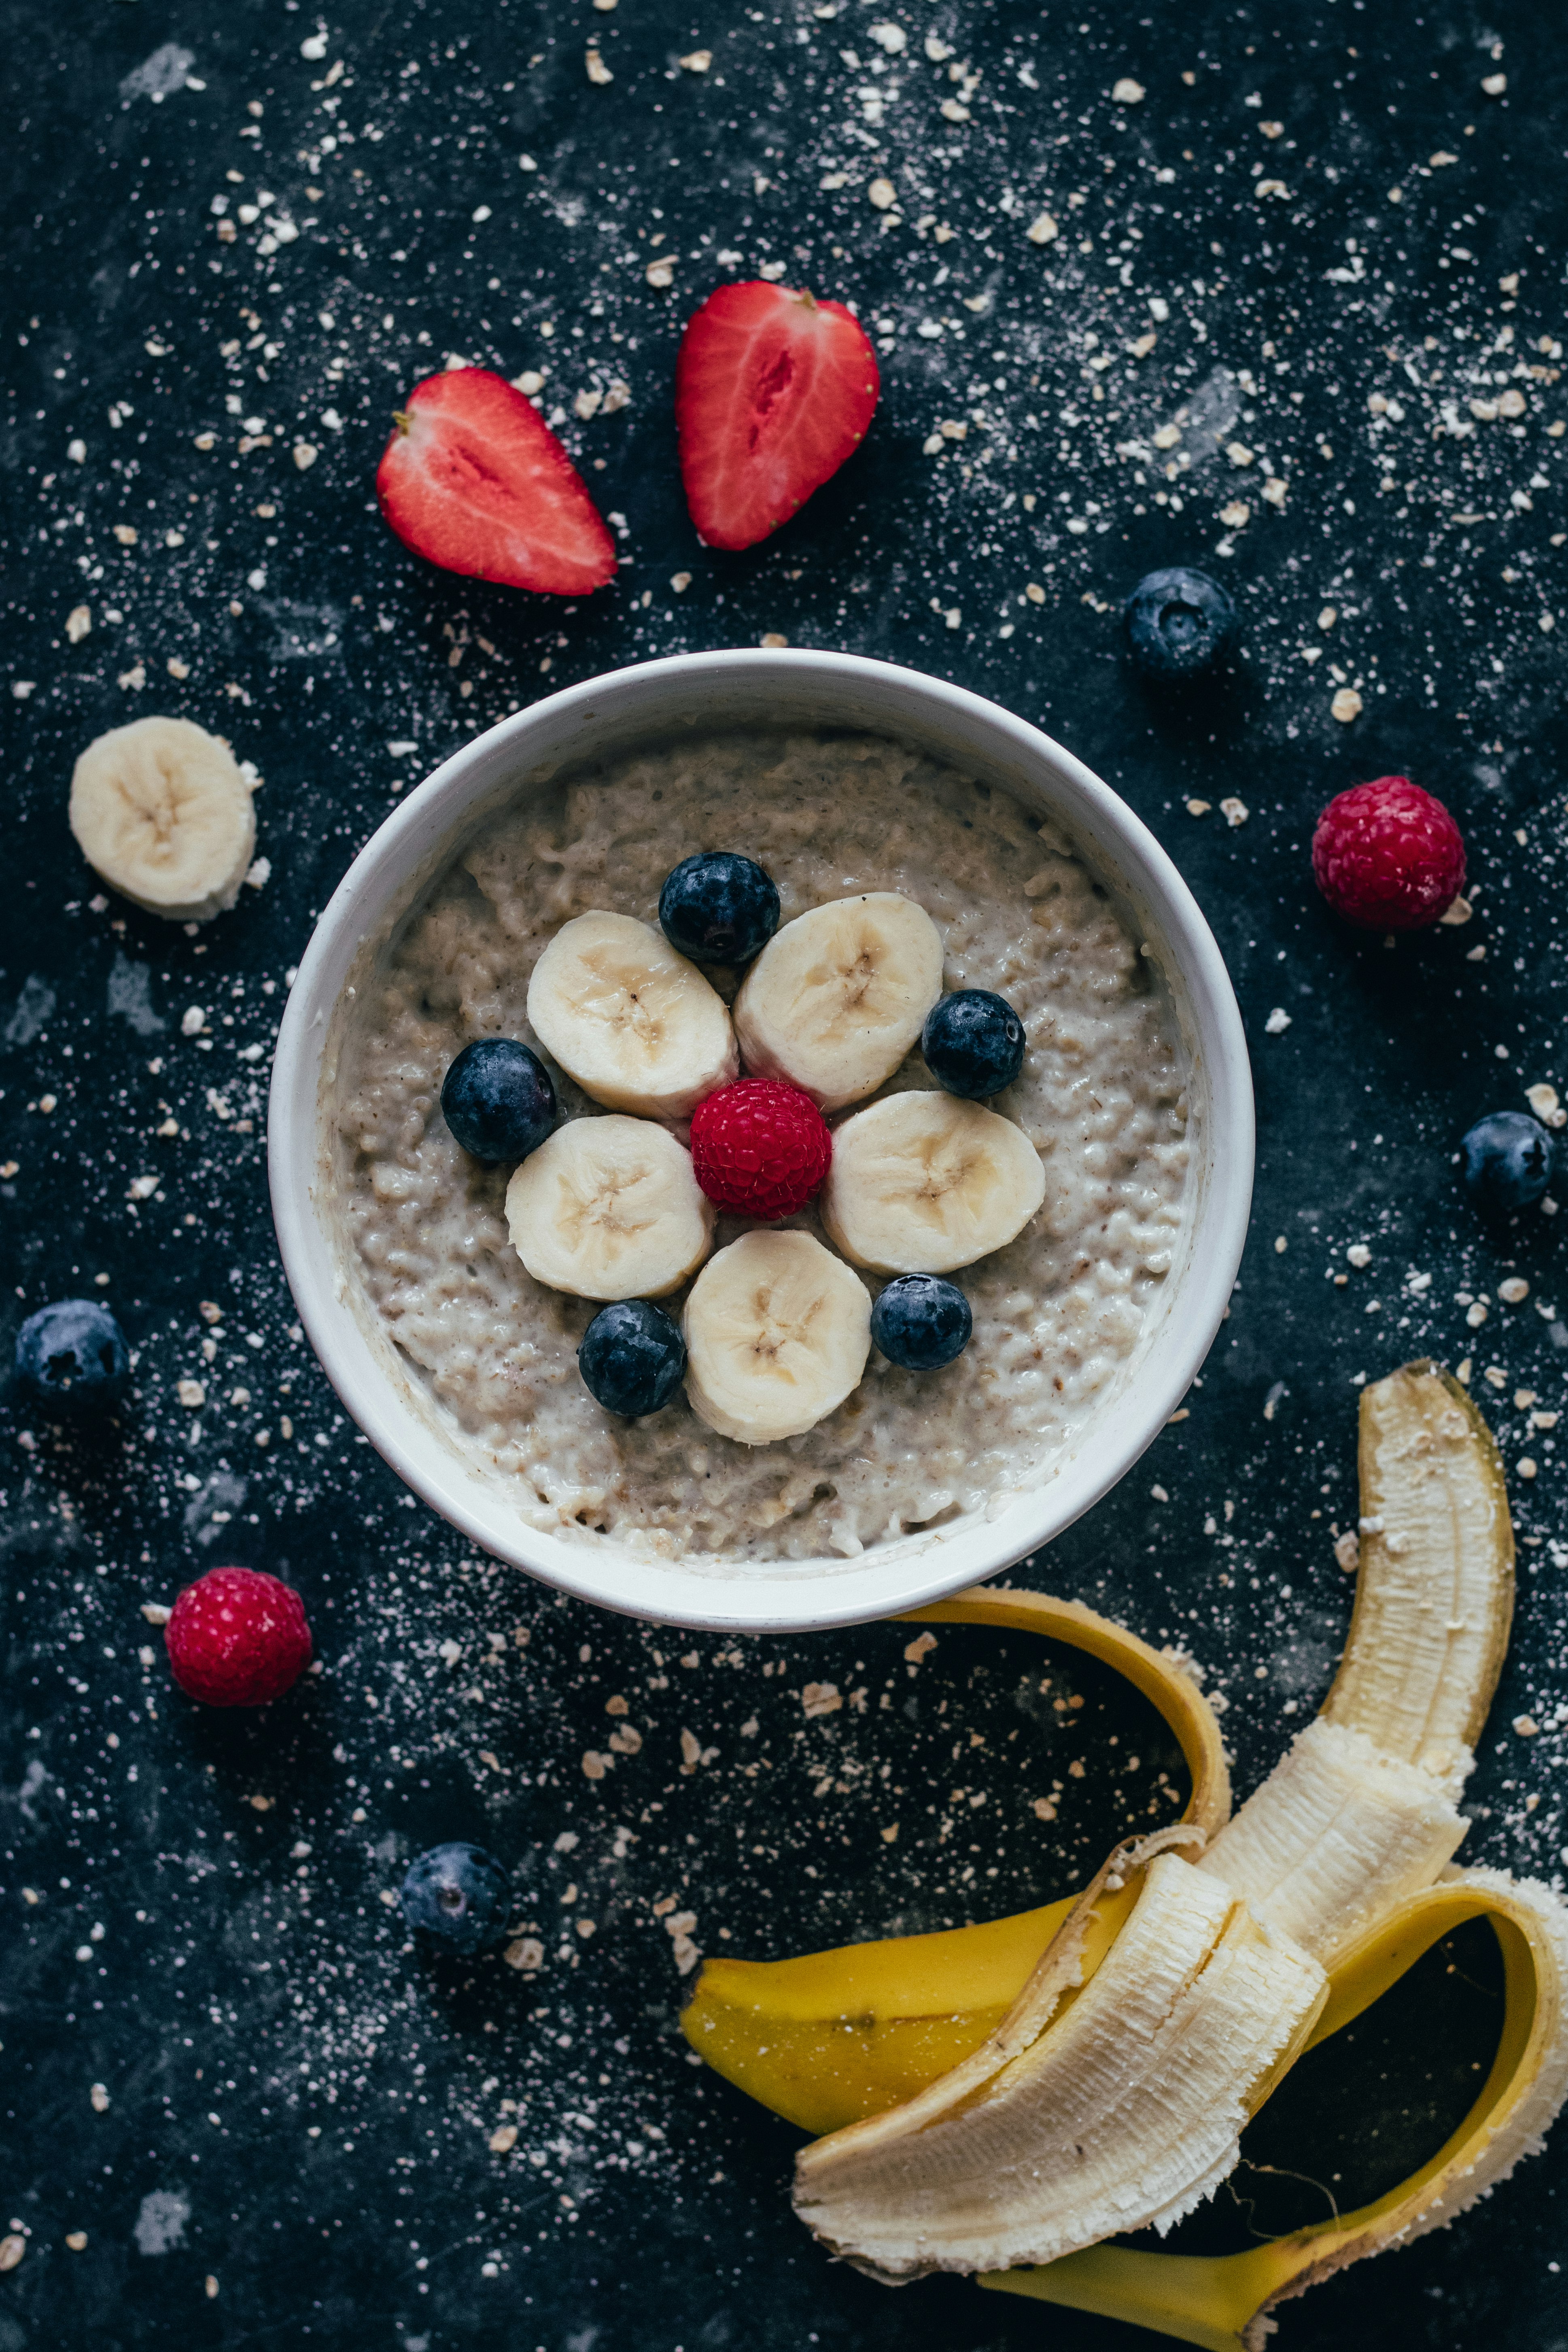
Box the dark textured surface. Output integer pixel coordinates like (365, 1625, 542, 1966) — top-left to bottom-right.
(3, 1, 1568, 2345)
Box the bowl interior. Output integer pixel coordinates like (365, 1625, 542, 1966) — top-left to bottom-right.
(270, 651, 1252, 1631)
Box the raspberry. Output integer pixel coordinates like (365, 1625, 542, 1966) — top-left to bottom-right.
(164, 1566, 313, 1707)
(689, 1078, 832, 1221)
(1311, 775, 1466, 932)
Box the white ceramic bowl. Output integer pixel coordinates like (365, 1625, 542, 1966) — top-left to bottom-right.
(269, 650, 1252, 1632)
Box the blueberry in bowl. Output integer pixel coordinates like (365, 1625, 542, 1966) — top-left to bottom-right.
(441, 1037, 556, 1163)
(1123, 567, 1237, 682)
(871, 1274, 973, 1372)
(400, 1841, 512, 1953)
(659, 851, 781, 968)
(579, 1299, 687, 1418)
(15, 1299, 130, 1415)
(922, 989, 1026, 1100)
(1458, 1111, 1553, 1217)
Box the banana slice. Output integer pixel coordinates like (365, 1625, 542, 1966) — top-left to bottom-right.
(68, 715, 257, 922)
(505, 1114, 714, 1301)
(527, 911, 738, 1121)
(732, 892, 944, 1111)
(820, 1091, 1046, 1275)
(683, 1229, 872, 1445)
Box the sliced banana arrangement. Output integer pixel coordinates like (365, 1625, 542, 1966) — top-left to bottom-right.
(683, 1229, 872, 1444)
(432, 848, 1054, 1439)
(505, 1115, 713, 1301)
(733, 892, 944, 1111)
(527, 910, 738, 1121)
(69, 714, 258, 922)
(820, 1091, 1046, 1274)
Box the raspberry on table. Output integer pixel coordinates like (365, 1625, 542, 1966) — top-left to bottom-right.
(1311, 775, 1466, 932)
(689, 1078, 832, 1221)
(164, 1566, 313, 1707)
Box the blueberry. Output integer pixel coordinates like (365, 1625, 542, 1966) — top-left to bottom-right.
(1458, 1111, 1553, 1216)
(922, 990, 1027, 1100)
(579, 1299, 687, 1418)
(15, 1299, 129, 1415)
(871, 1275, 973, 1372)
(1123, 566, 1237, 681)
(658, 852, 781, 967)
(441, 1038, 556, 1163)
(399, 1841, 512, 1953)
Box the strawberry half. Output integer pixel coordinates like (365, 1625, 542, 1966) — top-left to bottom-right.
(675, 282, 880, 551)
(376, 367, 617, 596)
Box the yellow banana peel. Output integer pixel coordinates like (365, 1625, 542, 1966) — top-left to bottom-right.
(683, 1584, 1229, 2138)
(982, 1866, 1568, 2352)
(683, 1363, 1562, 2332)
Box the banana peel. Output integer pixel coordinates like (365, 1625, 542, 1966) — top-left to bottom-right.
(683, 1361, 1562, 2328)
(683, 1586, 1230, 2137)
(982, 1866, 1568, 2352)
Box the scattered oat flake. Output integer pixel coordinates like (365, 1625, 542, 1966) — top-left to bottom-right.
(1220, 500, 1250, 528)
(0, 2238, 23, 2274)
(760, 631, 788, 649)
(1331, 687, 1363, 722)
(868, 178, 897, 210)
(802, 1680, 842, 1717)
(1025, 212, 1059, 244)
(1185, 798, 1212, 817)
(645, 257, 675, 289)
(67, 605, 91, 643)
(1111, 78, 1144, 103)
(679, 48, 712, 72)
(1220, 797, 1249, 827)
(504, 1935, 544, 1972)
(1264, 1008, 1292, 1035)
(176, 1379, 206, 1409)
(488, 2124, 519, 2154)
(586, 45, 613, 83)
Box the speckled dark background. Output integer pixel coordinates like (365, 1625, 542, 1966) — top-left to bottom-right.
(3, 0, 1568, 2346)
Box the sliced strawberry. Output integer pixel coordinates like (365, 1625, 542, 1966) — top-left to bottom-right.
(675, 282, 880, 551)
(376, 368, 616, 596)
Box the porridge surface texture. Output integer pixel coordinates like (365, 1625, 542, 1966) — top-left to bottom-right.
(337, 730, 1191, 1561)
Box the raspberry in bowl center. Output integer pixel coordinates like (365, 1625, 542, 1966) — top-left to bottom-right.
(689, 1078, 832, 1221)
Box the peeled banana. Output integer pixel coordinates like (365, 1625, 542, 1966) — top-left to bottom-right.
(986, 1866, 1568, 2351)
(683, 1361, 1567, 2337)
(731, 892, 944, 1111)
(526, 910, 738, 1120)
(682, 1228, 871, 1443)
(505, 1114, 713, 1300)
(69, 714, 257, 921)
(819, 1090, 1046, 1275)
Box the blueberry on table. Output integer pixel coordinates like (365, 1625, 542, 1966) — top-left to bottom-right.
(579, 1299, 687, 1418)
(441, 1037, 556, 1163)
(15, 1299, 129, 1414)
(1123, 567, 1237, 681)
(1458, 1112, 1553, 1216)
(922, 989, 1027, 1100)
(658, 851, 781, 967)
(871, 1275, 974, 1372)
(400, 1842, 512, 1953)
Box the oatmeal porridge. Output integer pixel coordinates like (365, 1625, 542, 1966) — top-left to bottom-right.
(334, 730, 1191, 1562)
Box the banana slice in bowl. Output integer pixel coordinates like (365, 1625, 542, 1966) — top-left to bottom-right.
(683, 1229, 872, 1444)
(732, 892, 944, 1112)
(820, 1091, 1046, 1274)
(527, 910, 738, 1121)
(505, 1114, 714, 1300)
(68, 715, 257, 922)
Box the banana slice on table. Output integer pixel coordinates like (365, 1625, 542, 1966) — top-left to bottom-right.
(527, 911, 738, 1121)
(820, 1091, 1046, 1274)
(505, 1114, 714, 1301)
(68, 715, 257, 922)
(732, 892, 944, 1112)
(683, 1229, 872, 1444)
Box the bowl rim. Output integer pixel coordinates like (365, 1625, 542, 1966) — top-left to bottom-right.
(268, 647, 1254, 1632)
